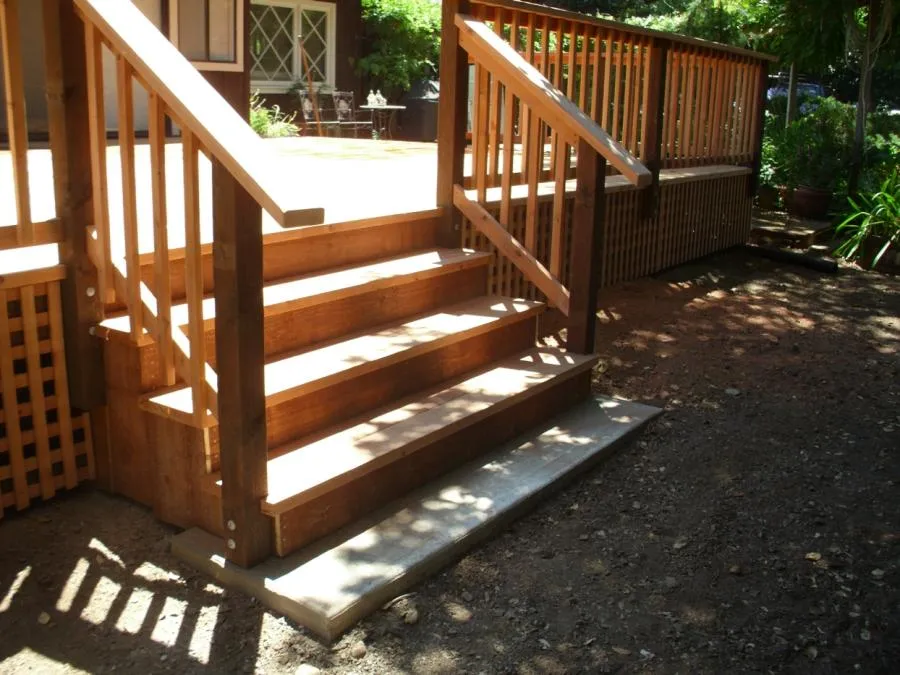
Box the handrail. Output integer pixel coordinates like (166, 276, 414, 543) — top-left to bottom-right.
(456, 13, 651, 188)
(472, 0, 778, 64)
(72, 0, 324, 229)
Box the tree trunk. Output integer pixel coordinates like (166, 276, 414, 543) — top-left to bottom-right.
(848, 0, 882, 197)
(786, 62, 798, 127)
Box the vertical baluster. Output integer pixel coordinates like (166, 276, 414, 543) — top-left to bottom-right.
(525, 112, 542, 254)
(550, 141, 569, 278)
(590, 28, 603, 123)
(612, 35, 625, 142)
(548, 21, 563, 179)
(519, 12, 535, 183)
(621, 38, 634, 149)
(578, 24, 590, 113)
(84, 25, 114, 303)
(694, 53, 712, 161)
(487, 10, 504, 186)
(0, 0, 32, 244)
(683, 48, 698, 166)
(182, 130, 207, 425)
(722, 58, 738, 162)
(666, 49, 681, 166)
(710, 57, 726, 163)
(149, 93, 175, 386)
(601, 30, 614, 131)
(116, 57, 142, 340)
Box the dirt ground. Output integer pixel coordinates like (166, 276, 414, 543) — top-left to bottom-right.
(1, 249, 898, 674)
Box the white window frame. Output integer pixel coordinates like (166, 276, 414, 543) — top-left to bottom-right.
(169, 0, 246, 72)
(249, 0, 337, 94)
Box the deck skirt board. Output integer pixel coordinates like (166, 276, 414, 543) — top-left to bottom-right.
(262, 348, 596, 512)
(140, 296, 542, 421)
(172, 395, 662, 640)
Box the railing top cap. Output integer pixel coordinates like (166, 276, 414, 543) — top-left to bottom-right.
(471, 0, 779, 63)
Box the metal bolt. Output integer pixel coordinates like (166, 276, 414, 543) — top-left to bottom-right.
(86, 286, 96, 298)
(227, 538, 236, 550)
(226, 520, 236, 532)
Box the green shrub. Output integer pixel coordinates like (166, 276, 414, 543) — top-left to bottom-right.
(358, 0, 441, 96)
(250, 93, 299, 138)
(768, 97, 854, 193)
(835, 170, 900, 268)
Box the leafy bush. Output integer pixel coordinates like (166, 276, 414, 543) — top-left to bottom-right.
(768, 97, 854, 193)
(835, 170, 900, 268)
(358, 0, 441, 96)
(249, 93, 299, 138)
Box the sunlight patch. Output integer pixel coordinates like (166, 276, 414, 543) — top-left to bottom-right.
(115, 587, 154, 634)
(80, 576, 122, 625)
(88, 538, 126, 568)
(150, 596, 187, 647)
(0, 566, 31, 613)
(56, 558, 90, 612)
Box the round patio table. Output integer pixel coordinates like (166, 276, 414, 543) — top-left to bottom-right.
(359, 104, 406, 140)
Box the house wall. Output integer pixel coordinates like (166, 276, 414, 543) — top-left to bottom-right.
(2, 0, 249, 137)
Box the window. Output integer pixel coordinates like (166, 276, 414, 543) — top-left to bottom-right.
(170, 0, 244, 72)
(250, 0, 336, 92)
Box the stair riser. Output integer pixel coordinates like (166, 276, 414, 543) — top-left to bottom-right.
(205, 316, 539, 472)
(108, 215, 442, 311)
(271, 368, 593, 557)
(199, 264, 488, 364)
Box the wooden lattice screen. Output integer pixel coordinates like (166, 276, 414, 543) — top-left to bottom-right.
(0, 267, 94, 517)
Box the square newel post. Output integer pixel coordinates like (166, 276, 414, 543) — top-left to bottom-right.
(42, 0, 105, 409)
(641, 39, 668, 219)
(568, 140, 606, 355)
(212, 163, 272, 568)
(435, 0, 470, 248)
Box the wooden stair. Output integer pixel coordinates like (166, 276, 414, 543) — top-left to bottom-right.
(100, 213, 599, 559)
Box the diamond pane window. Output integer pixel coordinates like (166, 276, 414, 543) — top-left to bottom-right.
(251, 5, 296, 82)
(300, 9, 329, 84)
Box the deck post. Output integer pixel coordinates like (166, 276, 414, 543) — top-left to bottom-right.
(42, 0, 105, 409)
(212, 163, 272, 568)
(567, 140, 606, 354)
(641, 39, 668, 219)
(748, 60, 770, 198)
(435, 0, 470, 248)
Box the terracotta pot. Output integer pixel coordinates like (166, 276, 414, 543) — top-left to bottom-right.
(781, 186, 831, 220)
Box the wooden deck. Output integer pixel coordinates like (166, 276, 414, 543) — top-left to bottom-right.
(0, 137, 442, 269)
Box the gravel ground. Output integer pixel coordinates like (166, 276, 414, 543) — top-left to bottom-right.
(1, 249, 898, 674)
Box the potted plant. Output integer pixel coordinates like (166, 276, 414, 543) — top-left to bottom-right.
(835, 170, 900, 270)
(770, 98, 853, 220)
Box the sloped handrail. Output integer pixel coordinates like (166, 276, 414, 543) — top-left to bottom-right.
(72, 0, 323, 229)
(456, 13, 651, 188)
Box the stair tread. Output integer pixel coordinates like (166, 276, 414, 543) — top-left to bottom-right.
(260, 347, 596, 513)
(100, 248, 490, 334)
(143, 295, 543, 418)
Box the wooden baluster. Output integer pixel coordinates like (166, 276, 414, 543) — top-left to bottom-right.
(550, 141, 569, 278)
(739, 58, 756, 161)
(116, 56, 143, 341)
(694, 53, 712, 161)
(721, 58, 738, 162)
(568, 140, 605, 354)
(578, 24, 590, 113)
(149, 93, 176, 386)
(710, 57, 726, 163)
(84, 24, 114, 304)
(0, 0, 32, 244)
(548, 21, 564, 180)
(436, 0, 470, 247)
(182, 130, 207, 425)
(611, 34, 625, 142)
(621, 38, 634, 150)
(590, 27, 603, 123)
(525, 113, 542, 254)
(676, 48, 690, 165)
(538, 16, 550, 180)
(666, 49, 681, 166)
(565, 22, 577, 103)
(519, 12, 535, 182)
(601, 30, 614, 131)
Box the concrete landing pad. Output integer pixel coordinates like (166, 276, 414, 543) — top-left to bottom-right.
(172, 396, 662, 640)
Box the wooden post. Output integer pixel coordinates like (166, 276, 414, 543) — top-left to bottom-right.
(641, 39, 668, 218)
(568, 139, 605, 354)
(748, 60, 769, 198)
(435, 0, 470, 248)
(212, 162, 272, 568)
(42, 0, 105, 410)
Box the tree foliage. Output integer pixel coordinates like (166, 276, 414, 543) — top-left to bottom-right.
(358, 0, 441, 96)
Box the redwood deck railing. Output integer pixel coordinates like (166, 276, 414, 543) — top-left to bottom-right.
(69, 0, 324, 566)
(437, 0, 773, 352)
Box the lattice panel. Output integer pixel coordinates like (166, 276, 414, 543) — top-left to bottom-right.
(460, 173, 753, 303)
(0, 276, 94, 516)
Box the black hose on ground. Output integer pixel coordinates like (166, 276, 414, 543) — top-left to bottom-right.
(741, 243, 839, 274)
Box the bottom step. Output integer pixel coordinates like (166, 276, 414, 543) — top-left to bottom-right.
(172, 395, 662, 640)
